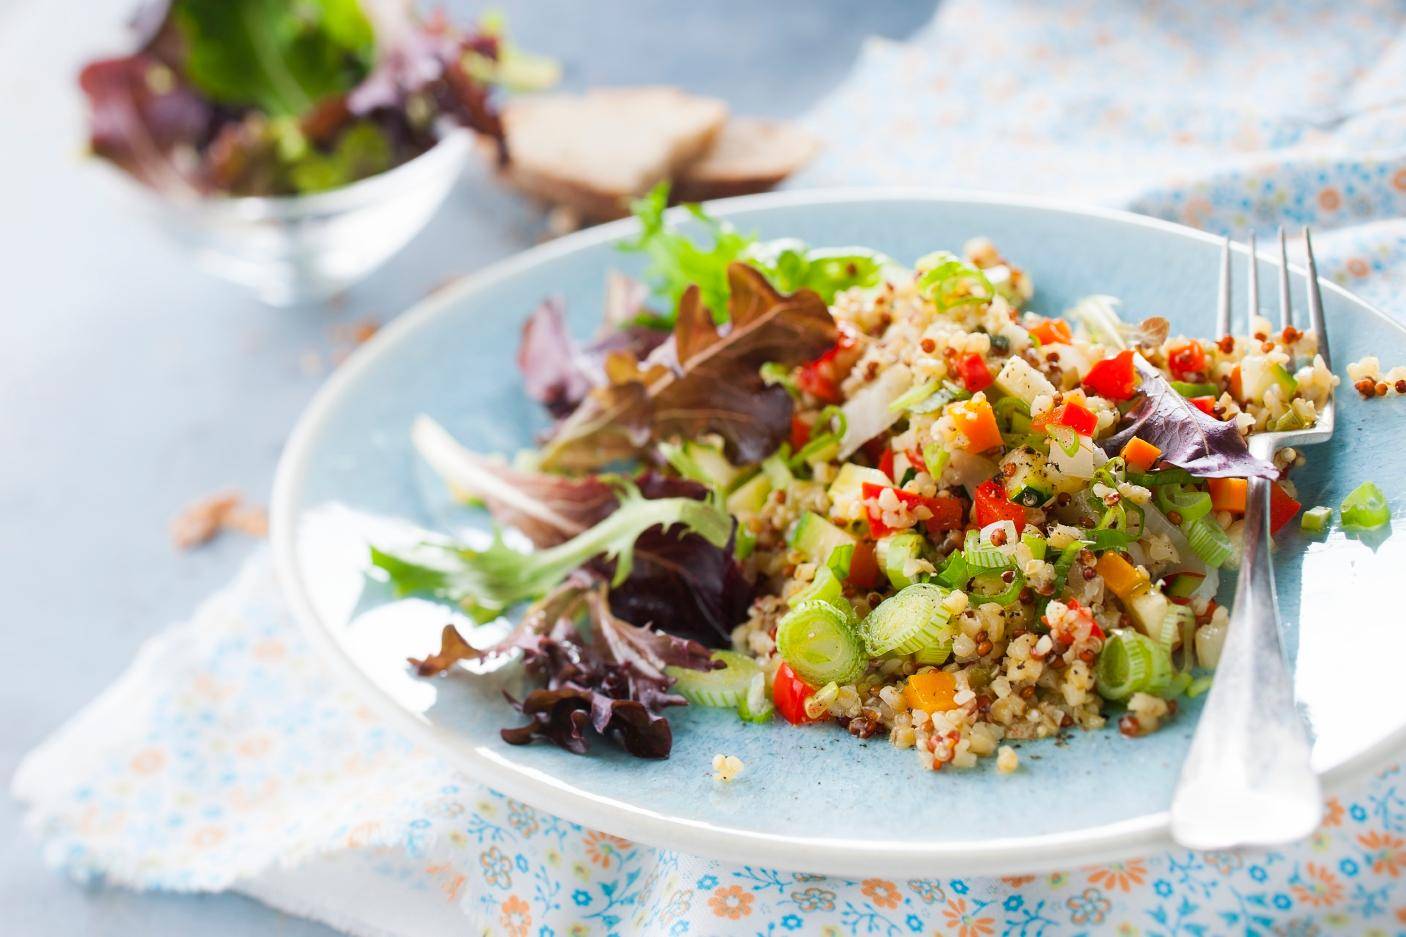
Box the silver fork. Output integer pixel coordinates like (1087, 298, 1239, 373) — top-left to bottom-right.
(1169, 228, 1334, 850)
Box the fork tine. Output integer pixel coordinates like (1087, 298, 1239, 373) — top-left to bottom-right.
(1278, 226, 1293, 330)
(1217, 236, 1232, 338)
(1247, 231, 1259, 324)
(1303, 227, 1330, 369)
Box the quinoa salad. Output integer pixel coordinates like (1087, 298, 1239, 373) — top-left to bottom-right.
(372, 186, 1389, 772)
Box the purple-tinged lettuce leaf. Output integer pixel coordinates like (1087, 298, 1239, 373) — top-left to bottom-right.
(1103, 355, 1277, 479)
(538, 263, 835, 472)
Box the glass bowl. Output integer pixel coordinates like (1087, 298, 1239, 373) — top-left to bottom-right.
(124, 129, 472, 306)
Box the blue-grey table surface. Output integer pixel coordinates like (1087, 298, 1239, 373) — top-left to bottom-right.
(0, 1, 935, 933)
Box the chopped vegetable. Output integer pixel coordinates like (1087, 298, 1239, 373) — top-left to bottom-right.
(1095, 552, 1150, 601)
(772, 662, 816, 725)
(1166, 342, 1207, 381)
(1269, 483, 1302, 535)
(973, 479, 1027, 532)
(860, 583, 956, 656)
(1341, 481, 1392, 532)
(1207, 477, 1248, 514)
(667, 650, 760, 708)
(957, 353, 994, 393)
(1035, 401, 1098, 437)
(1083, 350, 1138, 400)
(1300, 505, 1332, 533)
(1028, 317, 1072, 346)
(904, 670, 959, 713)
(776, 600, 867, 686)
(1120, 437, 1162, 473)
(878, 532, 927, 589)
(948, 398, 1003, 453)
(1096, 629, 1175, 701)
(1188, 396, 1218, 417)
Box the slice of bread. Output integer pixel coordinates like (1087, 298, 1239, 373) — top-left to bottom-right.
(672, 118, 819, 201)
(502, 86, 728, 220)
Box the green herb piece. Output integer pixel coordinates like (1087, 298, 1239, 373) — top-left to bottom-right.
(1300, 505, 1332, 533)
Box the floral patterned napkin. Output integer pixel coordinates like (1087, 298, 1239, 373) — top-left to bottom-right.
(16, 1, 1406, 934)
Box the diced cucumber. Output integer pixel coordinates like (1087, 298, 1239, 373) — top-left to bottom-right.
(666, 651, 760, 708)
(1000, 446, 1053, 507)
(826, 462, 892, 505)
(762, 451, 794, 489)
(776, 600, 867, 686)
(994, 356, 1057, 405)
(788, 511, 858, 562)
(662, 440, 743, 491)
(726, 472, 773, 518)
(877, 532, 926, 589)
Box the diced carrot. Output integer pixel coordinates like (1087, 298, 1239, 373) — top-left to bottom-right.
(948, 398, 1002, 453)
(1095, 552, 1150, 601)
(904, 670, 958, 713)
(1120, 437, 1162, 473)
(1229, 365, 1243, 401)
(1029, 318, 1072, 346)
(1208, 477, 1248, 514)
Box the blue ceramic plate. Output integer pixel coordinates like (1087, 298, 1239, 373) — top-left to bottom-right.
(272, 191, 1406, 877)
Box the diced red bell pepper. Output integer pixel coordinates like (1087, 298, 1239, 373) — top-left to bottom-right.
(790, 414, 812, 450)
(1062, 598, 1105, 640)
(796, 366, 840, 403)
(877, 447, 896, 481)
(1189, 396, 1218, 417)
(1269, 482, 1301, 536)
(773, 662, 815, 725)
(847, 540, 881, 590)
(796, 324, 861, 404)
(958, 353, 993, 393)
(972, 479, 1026, 532)
(861, 482, 966, 538)
(1033, 401, 1098, 437)
(1029, 318, 1072, 346)
(1167, 341, 1207, 380)
(906, 447, 927, 473)
(1083, 349, 1137, 401)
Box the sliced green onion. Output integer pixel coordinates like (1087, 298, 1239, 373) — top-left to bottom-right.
(737, 672, 775, 723)
(1021, 529, 1047, 561)
(910, 380, 970, 414)
(789, 564, 845, 609)
(1051, 539, 1092, 594)
(827, 542, 856, 579)
(1155, 483, 1214, 526)
(1126, 467, 1193, 488)
(994, 395, 1031, 425)
(916, 252, 995, 311)
(889, 379, 942, 413)
(936, 550, 972, 589)
(1049, 424, 1081, 457)
(912, 636, 954, 666)
(1186, 675, 1214, 698)
(667, 651, 760, 708)
(1341, 481, 1391, 532)
(1184, 515, 1233, 567)
(1154, 603, 1194, 652)
(734, 524, 756, 560)
(1170, 381, 1219, 397)
(962, 530, 1012, 570)
(970, 568, 1024, 606)
(1096, 630, 1174, 701)
(776, 600, 867, 686)
(760, 362, 798, 396)
(860, 583, 956, 656)
(1084, 527, 1136, 553)
(1300, 505, 1332, 534)
(878, 532, 927, 590)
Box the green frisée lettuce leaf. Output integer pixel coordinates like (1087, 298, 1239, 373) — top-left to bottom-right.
(370, 479, 732, 614)
(622, 183, 887, 323)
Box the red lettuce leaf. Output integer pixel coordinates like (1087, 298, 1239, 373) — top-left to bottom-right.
(1102, 355, 1277, 479)
(539, 263, 836, 472)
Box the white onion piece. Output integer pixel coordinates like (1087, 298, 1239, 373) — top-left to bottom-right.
(838, 364, 912, 459)
(947, 450, 998, 496)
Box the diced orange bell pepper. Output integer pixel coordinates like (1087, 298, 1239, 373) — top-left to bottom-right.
(948, 398, 1002, 452)
(1120, 437, 1162, 473)
(1208, 477, 1248, 514)
(1029, 318, 1072, 346)
(904, 670, 958, 713)
(1095, 552, 1150, 601)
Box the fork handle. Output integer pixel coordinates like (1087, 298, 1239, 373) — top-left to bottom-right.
(1169, 452, 1321, 849)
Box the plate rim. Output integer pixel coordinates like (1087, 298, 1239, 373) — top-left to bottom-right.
(271, 187, 1406, 877)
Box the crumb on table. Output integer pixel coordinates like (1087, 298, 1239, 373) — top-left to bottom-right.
(996, 745, 1019, 775)
(712, 753, 744, 783)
